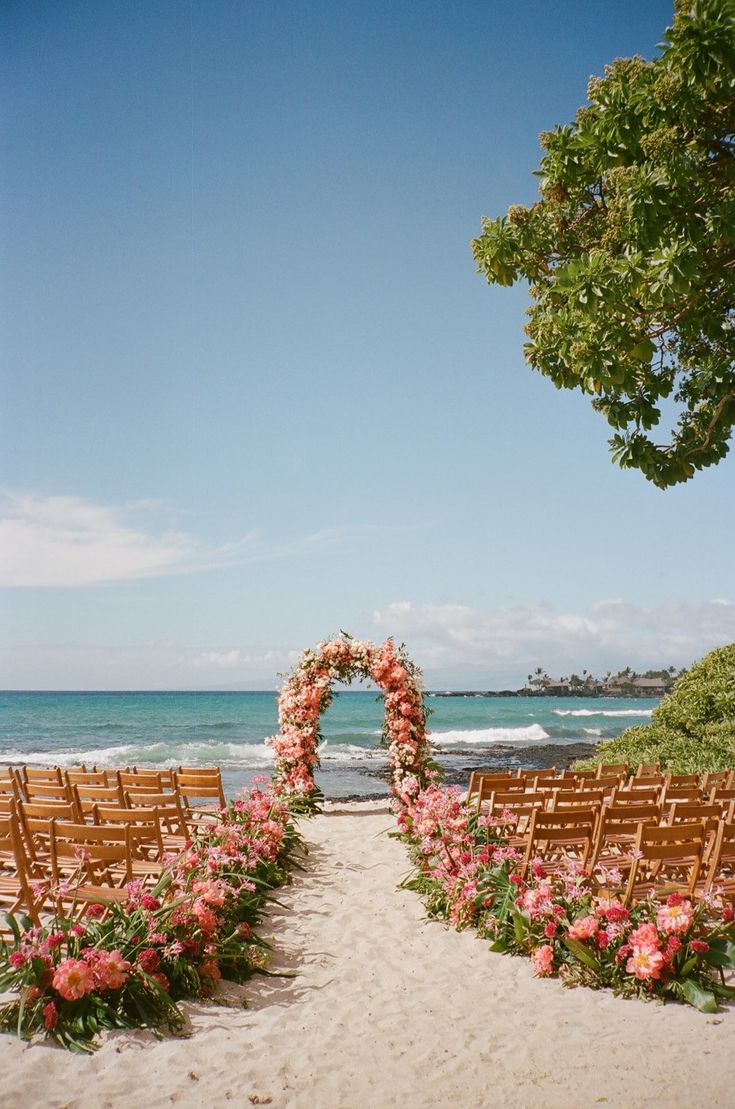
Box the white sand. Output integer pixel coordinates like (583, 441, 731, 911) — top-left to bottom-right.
(0, 801, 732, 1108)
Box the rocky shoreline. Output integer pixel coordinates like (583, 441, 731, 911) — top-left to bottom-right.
(335, 741, 598, 800)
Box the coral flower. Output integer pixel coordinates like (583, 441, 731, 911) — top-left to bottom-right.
(52, 958, 95, 1001)
(43, 1001, 58, 1030)
(626, 945, 665, 981)
(567, 915, 598, 940)
(94, 950, 130, 990)
(656, 900, 693, 935)
(531, 944, 555, 977)
(628, 922, 660, 949)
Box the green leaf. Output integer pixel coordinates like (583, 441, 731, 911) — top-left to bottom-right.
(703, 939, 735, 969)
(563, 937, 601, 971)
(677, 978, 719, 1013)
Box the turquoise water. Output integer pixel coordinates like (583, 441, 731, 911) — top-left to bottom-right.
(0, 690, 657, 798)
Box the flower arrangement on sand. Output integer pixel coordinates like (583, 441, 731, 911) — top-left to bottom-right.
(0, 782, 302, 1051)
(269, 634, 436, 813)
(397, 783, 735, 1012)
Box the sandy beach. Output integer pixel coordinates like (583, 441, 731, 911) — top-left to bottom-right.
(0, 800, 732, 1109)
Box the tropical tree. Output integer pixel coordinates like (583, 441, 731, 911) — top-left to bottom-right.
(472, 0, 735, 488)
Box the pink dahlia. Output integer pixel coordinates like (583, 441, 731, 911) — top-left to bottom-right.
(52, 958, 95, 1001)
(626, 945, 665, 981)
(656, 899, 693, 935)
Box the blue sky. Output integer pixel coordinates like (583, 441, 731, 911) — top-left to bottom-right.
(2, 0, 733, 689)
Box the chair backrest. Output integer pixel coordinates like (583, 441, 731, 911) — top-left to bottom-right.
(667, 772, 700, 787)
(175, 767, 226, 809)
(22, 779, 75, 805)
(124, 790, 190, 834)
(93, 804, 165, 857)
(634, 763, 661, 778)
(532, 776, 576, 793)
(21, 766, 63, 785)
(65, 768, 107, 787)
(711, 786, 735, 805)
(597, 763, 628, 778)
(569, 769, 600, 783)
(473, 774, 524, 808)
(73, 782, 125, 815)
(612, 786, 662, 806)
(703, 770, 733, 792)
(624, 821, 706, 905)
(118, 769, 175, 791)
(552, 788, 606, 809)
(583, 776, 621, 795)
(663, 785, 704, 804)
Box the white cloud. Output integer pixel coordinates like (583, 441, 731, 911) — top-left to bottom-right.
(0, 491, 421, 588)
(372, 599, 735, 685)
(0, 491, 260, 587)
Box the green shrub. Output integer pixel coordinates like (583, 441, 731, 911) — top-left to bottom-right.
(576, 644, 735, 774)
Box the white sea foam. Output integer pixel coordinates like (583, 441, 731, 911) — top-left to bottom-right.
(0, 741, 276, 771)
(583, 728, 603, 737)
(433, 724, 550, 746)
(318, 742, 388, 764)
(553, 709, 653, 718)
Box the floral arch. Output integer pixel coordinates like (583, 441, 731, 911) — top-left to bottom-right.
(269, 635, 434, 812)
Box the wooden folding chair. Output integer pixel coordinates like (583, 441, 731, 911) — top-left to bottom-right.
(49, 821, 134, 916)
(17, 799, 81, 884)
(589, 803, 662, 877)
(623, 821, 706, 906)
(488, 790, 549, 848)
(0, 808, 44, 926)
(92, 805, 166, 877)
(521, 807, 597, 878)
(175, 767, 227, 820)
(124, 790, 191, 838)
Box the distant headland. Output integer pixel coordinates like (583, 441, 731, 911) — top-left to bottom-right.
(429, 666, 684, 699)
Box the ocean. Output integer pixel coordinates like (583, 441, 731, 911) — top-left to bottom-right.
(0, 691, 656, 799)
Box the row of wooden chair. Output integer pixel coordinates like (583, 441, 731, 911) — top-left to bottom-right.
(466, 766, 735, 907)
(0, 764, 226, 820)
(468, 767, 735, 813)
(0, 764, 228, 927)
